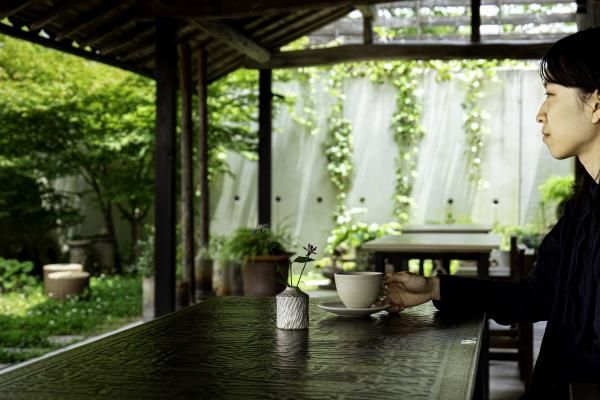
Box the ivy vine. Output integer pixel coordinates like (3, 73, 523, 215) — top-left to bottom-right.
(323, 66, 354, 221)
(388, 62, 424, 223)
(458, 60, 498, 188)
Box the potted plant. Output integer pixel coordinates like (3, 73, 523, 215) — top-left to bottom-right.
(132, 231, 155, 321)
(539, 175, 574, 222)
(276, 244, 317, 330)
(227, 226, 291, 297)
(211, 235, 242, 296)
(195, 244, 214, 295)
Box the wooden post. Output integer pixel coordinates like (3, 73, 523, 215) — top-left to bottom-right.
(363, 16, 373, 45)
(154, 18, 177, 317)
(471, 0, 481, 43)
(198, 48, 210, 250)
(258, 69, 272, 227)
(179, 43, 195, 304)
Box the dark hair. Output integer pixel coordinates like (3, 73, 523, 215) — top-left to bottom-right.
(539, 28, 600, 96)
(540, 29, 600, 200)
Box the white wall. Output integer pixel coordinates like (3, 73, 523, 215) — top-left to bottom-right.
(209, 67, 572, 254)
(69, 67, 573, 256)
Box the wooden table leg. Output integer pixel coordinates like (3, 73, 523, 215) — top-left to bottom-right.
(474, 319, 490, 400)
(374, 252, 385, 273)
(477, 253, 490, 279)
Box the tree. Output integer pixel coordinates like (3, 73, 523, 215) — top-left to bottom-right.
(0, 35, 155, 269)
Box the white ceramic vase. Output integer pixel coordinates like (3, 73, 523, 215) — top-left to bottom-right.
(276, 286, 309, 330)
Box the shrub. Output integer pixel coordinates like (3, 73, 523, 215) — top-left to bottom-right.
(0, 257, 37, 292)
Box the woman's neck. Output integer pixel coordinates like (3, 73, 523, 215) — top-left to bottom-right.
(578, 152, 600, 183)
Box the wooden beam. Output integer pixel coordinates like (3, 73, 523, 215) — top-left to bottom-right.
(386, 0, 573, 6)
(179, 43, 195, 304)
(56, 0, 125, 41)
(357, 5, 376, 19)
(134, 0, 388, 19)
(0, 0, 34, 18)
(30, 0, 80, 31)
(85, 10, 136, 47)
(100, 23, 154, 56)
(471, 0, 481, 43)
(258, 69, 272, 227)
(154, 18, 178, 318)
(197, 48, 210, 251)
(0, 22, 153, 77)
(191, 20, 270, 63)
(311, 13, 575, 34)
(245, 42, 555, 69)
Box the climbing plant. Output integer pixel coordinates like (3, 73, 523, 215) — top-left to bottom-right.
(457, 60, 498, 188)
(323, 65, 354, 221)
(387, 62, 424, 223)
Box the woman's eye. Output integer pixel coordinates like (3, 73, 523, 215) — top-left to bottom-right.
(545, 92, 553, 97)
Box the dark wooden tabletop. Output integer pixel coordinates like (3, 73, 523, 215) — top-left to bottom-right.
(0, 297, 485, 400)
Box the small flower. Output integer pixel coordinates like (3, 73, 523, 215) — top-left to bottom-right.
(303, 244, 317, 256)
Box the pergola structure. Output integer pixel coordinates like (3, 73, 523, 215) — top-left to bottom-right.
(1, 0, 598, 316)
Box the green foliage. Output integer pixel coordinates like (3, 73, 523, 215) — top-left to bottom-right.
(388, 62, 424, 223)
(287, 243, 317, 287)
(0, 258, 36, 293)
(539, 175, 574, 205)
(323, 67, 354, 220)
(0, 275, 141, 363)
(127, 228, 154, 278)
(326, 208, 401, 256)
(0, 34, 155, 266)
(458, 60, 498, 188)
(225, 226, 288, 261)
(493, 223, 545, 251)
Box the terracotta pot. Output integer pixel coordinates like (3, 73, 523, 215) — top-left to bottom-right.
(176, 280, 190, 307)
(195, 258, 214, 294)
(242, 255, 289, 297)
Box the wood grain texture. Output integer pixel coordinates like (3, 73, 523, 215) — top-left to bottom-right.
(0, 298, 484, 400)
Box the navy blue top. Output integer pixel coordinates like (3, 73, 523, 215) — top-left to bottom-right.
(435, 176, 600, 399)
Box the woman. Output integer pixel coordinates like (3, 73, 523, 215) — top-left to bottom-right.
(383, 28, 600, 399)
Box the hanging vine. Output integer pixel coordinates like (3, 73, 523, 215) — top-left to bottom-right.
(323, 65, 354, 222)
(388, 62, 425, 223)
(458, 60, 498, 188)
(276, 60, 504, 226)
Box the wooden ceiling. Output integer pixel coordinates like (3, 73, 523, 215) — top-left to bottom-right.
(0, 0, 370, 82)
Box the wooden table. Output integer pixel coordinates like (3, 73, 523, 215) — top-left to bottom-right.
(361, 233, 501, 278)
(0, 297, 487, 400)
(402, 224, 494, 234)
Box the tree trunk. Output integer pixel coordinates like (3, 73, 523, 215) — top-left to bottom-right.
(102, 203, 122, 273)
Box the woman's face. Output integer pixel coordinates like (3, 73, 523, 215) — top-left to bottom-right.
(536, 83, 600, 160)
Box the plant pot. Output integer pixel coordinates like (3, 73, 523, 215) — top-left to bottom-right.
(67, 239, 92, 268)
(276, 286, 309, 330)
(195, 258, 214, 294)
(242, 255, 289, 297)
(176, 280, 190, 307)
(142, 276, 154, 321)
(90, 234, 115, 274)
(230, 262, 244, 295)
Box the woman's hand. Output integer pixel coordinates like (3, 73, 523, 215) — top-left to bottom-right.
(382, 272, 440, 311)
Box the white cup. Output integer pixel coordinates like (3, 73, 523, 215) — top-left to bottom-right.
(334, 272, 383, 309)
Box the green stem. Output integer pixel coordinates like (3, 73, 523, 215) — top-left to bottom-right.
(296, 259, 309, 287)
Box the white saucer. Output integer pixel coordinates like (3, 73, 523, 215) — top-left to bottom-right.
(317, 301, 389, 317)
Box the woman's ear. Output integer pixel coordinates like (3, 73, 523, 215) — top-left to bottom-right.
(592, 90, 600, 124)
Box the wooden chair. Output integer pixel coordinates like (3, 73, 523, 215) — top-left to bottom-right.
(488, 243, 536, 388)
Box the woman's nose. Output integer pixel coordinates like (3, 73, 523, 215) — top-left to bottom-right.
(536, 106, 546, 124)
